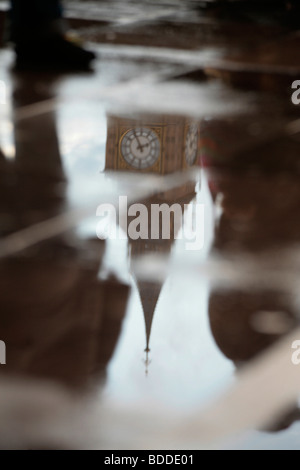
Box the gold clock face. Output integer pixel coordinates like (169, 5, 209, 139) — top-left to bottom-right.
(185, 124, 198, 166)
(120, 127, 161, 170)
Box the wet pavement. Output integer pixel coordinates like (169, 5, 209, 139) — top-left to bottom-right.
(1, 0, 300, 450)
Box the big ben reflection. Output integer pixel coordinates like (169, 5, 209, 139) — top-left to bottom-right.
(106, 115, 200, 173)
(105, 114, 201, 373)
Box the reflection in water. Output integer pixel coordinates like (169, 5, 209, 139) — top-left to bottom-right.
(0, 72, 130, 390)
(105, 114, 200, 374)
(209, 289, 296, 364)
(202, 124, 300, 432)
(2, 64, 300, 447)
(106, 115, 200, 173)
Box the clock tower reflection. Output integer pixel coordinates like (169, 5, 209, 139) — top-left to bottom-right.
(105, 113, 200, 373)
(106, 114, 200, 173)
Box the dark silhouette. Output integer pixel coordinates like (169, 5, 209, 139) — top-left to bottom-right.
(10, 0, 95, 70)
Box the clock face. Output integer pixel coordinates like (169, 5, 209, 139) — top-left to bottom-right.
(185, 124, 199, 166)
(120, 127, 161, 170)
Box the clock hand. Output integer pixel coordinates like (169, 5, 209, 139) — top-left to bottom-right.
(133, 130, 145, 152)
(140, 143, 150, 150)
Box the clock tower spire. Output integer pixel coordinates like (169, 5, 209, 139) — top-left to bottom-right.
(136, 278, 163, 376)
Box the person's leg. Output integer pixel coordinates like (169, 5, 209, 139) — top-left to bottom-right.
(10, 0, 95, 71)
(10, 0, 63, 40)
(11, 1, 63, 25)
